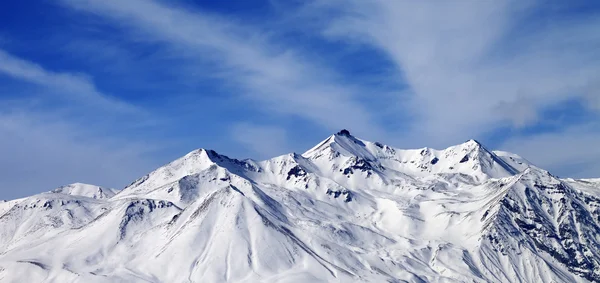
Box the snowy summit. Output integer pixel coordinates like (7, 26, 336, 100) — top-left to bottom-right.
(0, 131, 599, 282)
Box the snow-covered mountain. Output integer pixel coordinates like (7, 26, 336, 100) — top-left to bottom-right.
(1, 130, 599, 282)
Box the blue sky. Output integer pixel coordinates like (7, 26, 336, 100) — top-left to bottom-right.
(0, 0, 599, 199)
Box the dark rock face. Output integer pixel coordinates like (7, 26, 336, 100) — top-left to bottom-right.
(286, 165, 307, 180)
(326, 189, 353, 202)
(350, 159, 375, 172)
(339, 158, 382, 179)
(337, 129, 351, 136)
(341, 158, 378, 176)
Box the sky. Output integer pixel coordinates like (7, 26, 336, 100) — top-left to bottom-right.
(0, 0, 599, 200)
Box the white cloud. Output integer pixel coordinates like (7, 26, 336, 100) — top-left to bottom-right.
(52, 0, 600, 180)
(585, 81, 600, 111)
(500, 122, 600, 178)
(0, 49, 136, 112)
(0, 50, 162, 200)
(308, 1, 600, 146)
(230, 123, 290, 158)
(0, 111, 158, 199)
(59, 0, 385, 141)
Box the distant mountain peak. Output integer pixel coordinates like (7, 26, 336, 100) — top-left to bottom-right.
(448, 139, 484, 154)
(336, 129, 352, 137)
(51, 183, 117, 199)
(464, 138, 481, 146)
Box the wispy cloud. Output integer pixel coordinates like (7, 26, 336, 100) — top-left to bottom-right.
(500, 121, 600, 178)
(306, 1, 600, 145)
(0, 110, 158, 199)
(0, 49, 137, 112)
(585, 81, 600, 111)
(59, 0, 386, 143)
(39, 0, 600, 181)
(0, 48, 162, 199)
(230, 123, 291, 158)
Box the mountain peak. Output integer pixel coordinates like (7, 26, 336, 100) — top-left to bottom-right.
(302, 130, 375, 162)
(464, 139, 482, 146)
(181, 148, 238, 168)
(336, 129, 352, 137)
(452, 139, 484, 152)
(51, 183, 117, 199)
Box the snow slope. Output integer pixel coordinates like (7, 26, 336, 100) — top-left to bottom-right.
(52, 183, 119, 199)
(0, 130, 599, 282)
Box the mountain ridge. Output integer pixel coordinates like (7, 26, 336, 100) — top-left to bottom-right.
(0, 130, 598, 282)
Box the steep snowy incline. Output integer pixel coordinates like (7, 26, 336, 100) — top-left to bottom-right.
(116, 148, 258, 202)
(0, 130, 598, 283)
(493, 151, 537, 173)
(480, 168, 600, 282)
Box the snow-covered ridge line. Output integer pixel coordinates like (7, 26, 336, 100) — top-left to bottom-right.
(52, 182, 119, 199)
(0, 129, 598, 283)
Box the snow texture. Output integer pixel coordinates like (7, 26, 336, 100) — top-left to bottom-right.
(0, 130, 598, 282)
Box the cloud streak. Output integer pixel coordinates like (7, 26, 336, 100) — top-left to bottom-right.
(0, 49, 136, 112)
(59, 0, 386, 146)
(0, 110, 158, 199)
(308, 0, 600, 145)
(230, 123, 291, 158)
(0, 49, 160, 199)
(500, 121, 600, 178)
(41, 0, 600, 181)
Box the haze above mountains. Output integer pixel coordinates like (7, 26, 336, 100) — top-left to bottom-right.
(1, 130, 599, 282)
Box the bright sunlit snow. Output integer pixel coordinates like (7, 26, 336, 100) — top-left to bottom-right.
(0, 131, 599, 282)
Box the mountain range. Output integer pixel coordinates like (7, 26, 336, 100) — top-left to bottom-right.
(1, 130, 599, 282)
